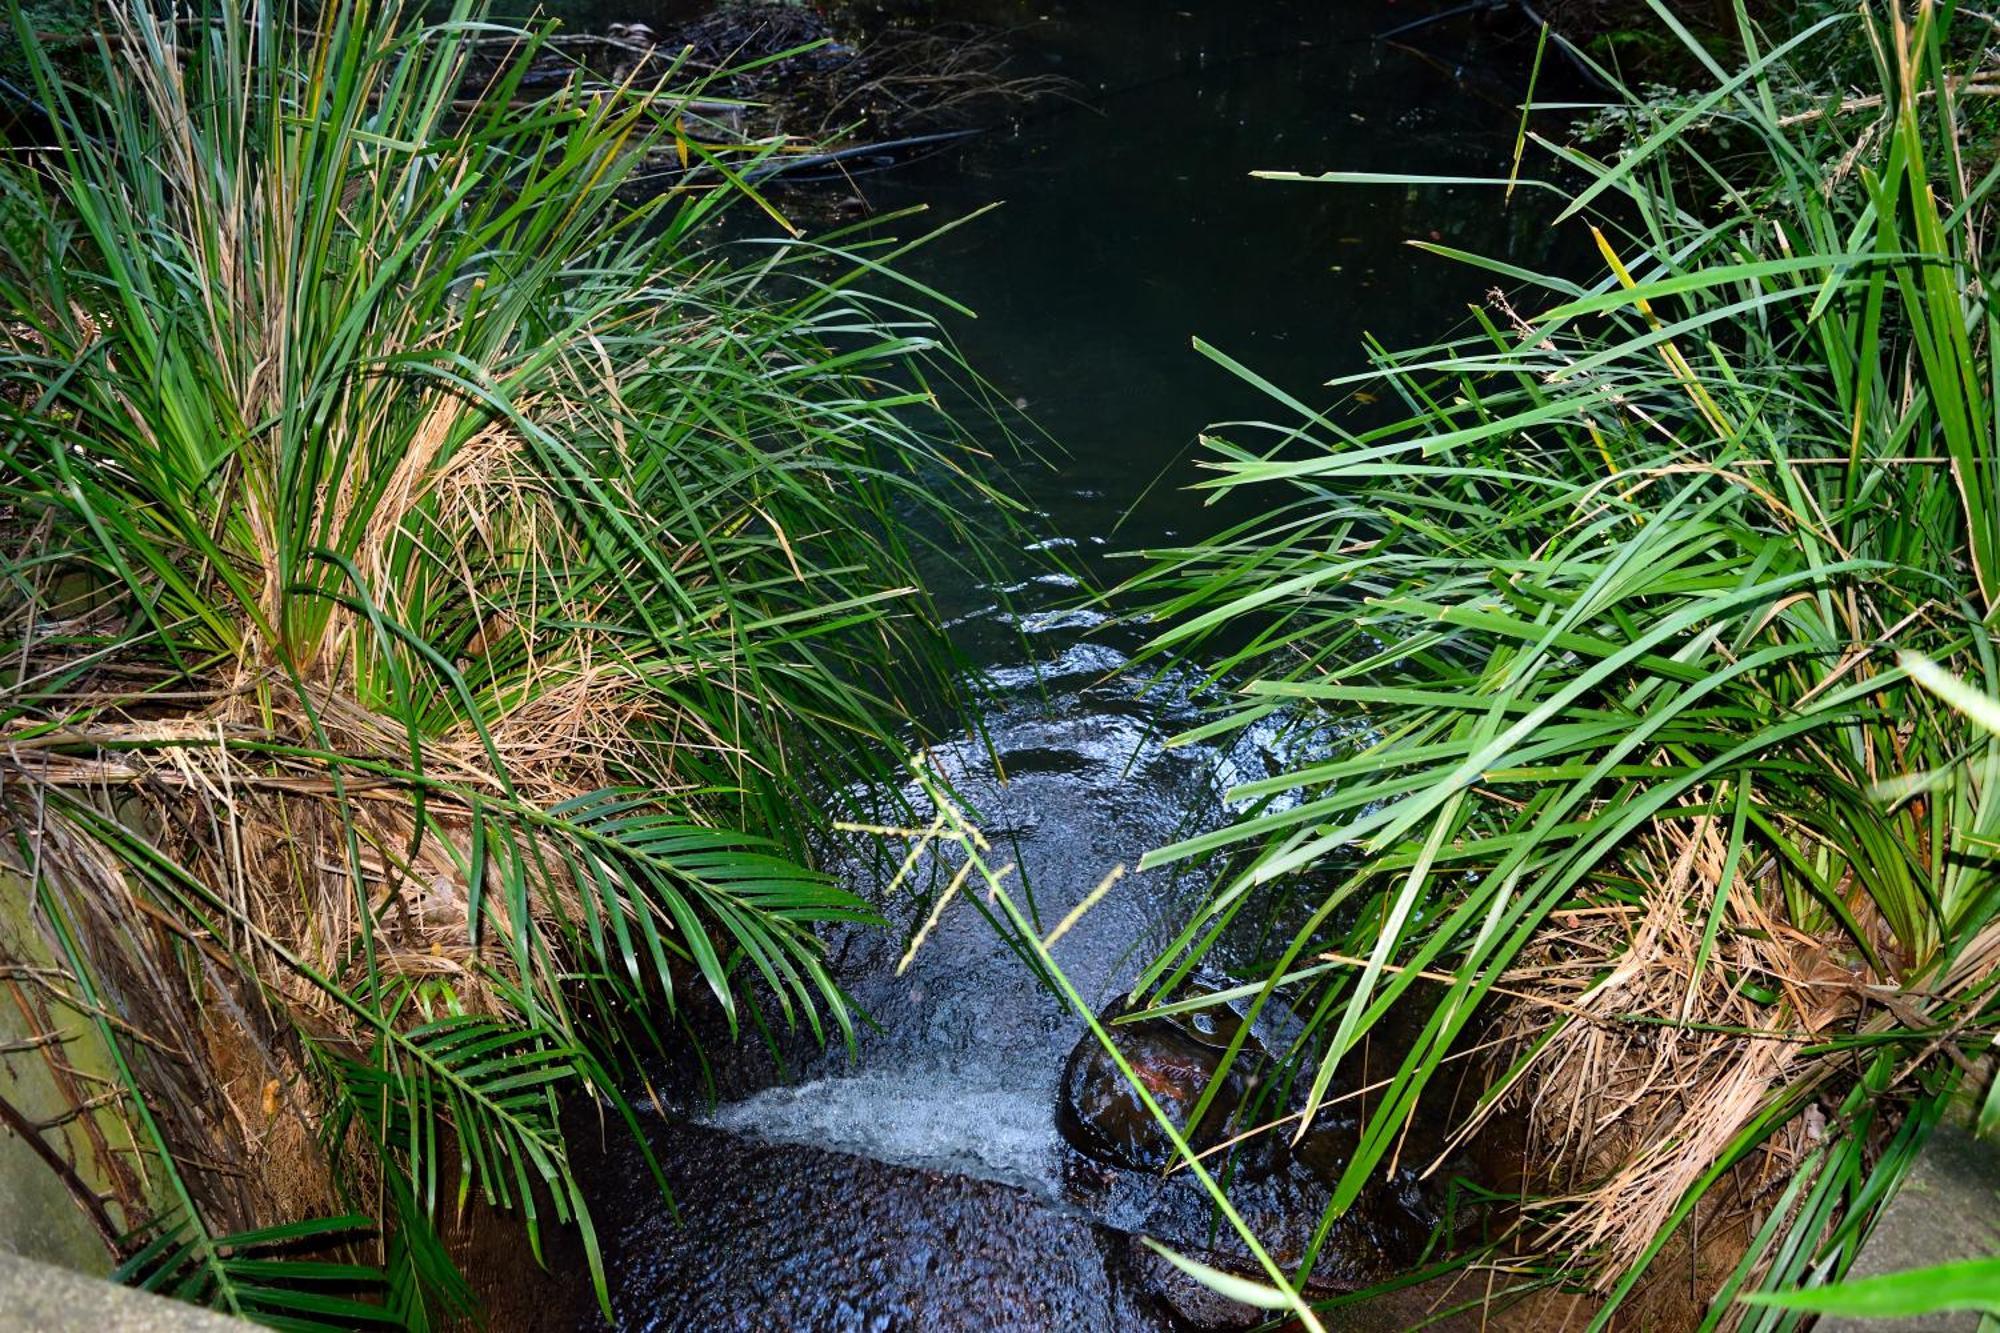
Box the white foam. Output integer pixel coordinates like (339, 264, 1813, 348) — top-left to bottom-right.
(705, 1071, 1059, 1193)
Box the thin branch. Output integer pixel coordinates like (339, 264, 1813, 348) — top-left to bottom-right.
(0, 1088, 123, 1252)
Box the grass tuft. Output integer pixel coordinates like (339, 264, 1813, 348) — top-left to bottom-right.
(1120, 0, 2000, 1318)
(0, 1, 1004, 1324)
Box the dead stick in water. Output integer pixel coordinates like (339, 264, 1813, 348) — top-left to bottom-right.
(1374, 0, 1510, 43)
(1313, 950, 1603, 1019)
(624, 128, 984, 187)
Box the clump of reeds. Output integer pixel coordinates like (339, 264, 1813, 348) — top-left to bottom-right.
(0, 1, 1001, 1324)
(1119, 0, 2000, 1320)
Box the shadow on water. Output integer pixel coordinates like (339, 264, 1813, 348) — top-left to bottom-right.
(508, 2, 1563, 1327)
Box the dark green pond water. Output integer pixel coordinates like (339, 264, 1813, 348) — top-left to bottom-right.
(533, 3, 1557, 1328)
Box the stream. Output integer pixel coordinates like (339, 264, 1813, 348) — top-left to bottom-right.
(526, 2, 1554, 1327)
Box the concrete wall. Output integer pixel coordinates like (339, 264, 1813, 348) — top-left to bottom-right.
(0, 1251, 246, 1331)
(0, 889, 123, 1276)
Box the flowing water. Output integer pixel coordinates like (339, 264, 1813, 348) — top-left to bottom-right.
(534, 3, 1554, 1327)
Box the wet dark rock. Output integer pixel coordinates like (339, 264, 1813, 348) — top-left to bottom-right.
(589, 1122, 1170, 1333)
(1120, 1235, 1266, 1331)
(1293, 1113, 1365, 1189)
(1058, 1015, 1247, 1171)
(1055, 993, 1452, 1301)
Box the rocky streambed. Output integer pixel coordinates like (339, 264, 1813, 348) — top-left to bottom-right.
(497, 0, 1554, 1326)
(548, 597, 1495, 1331)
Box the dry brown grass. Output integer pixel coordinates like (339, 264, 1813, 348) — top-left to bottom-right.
(1431, 807, 2000, 1318)
(1442, 812, 1871, 1290)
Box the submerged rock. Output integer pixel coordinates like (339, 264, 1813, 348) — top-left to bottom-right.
(1292, 1113, 1365, 1188)
(1054, 989, 1454, 1298)
(588, 1122, 1171, 1332)
(1057, 1016, 1247, 1171)
(1057, 982, 1301, 1177)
